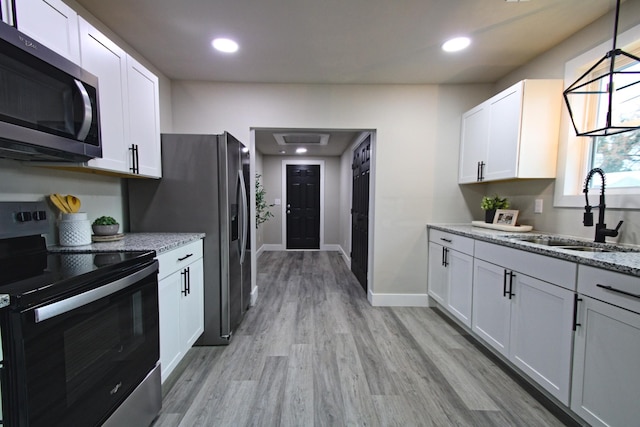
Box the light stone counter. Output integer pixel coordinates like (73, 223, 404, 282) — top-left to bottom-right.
(49, 232, 205, 255)
(428, 223, 640, 277)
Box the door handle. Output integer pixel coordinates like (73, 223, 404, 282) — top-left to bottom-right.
(74, 79, 93, 141)
(508, 271, 515, 299)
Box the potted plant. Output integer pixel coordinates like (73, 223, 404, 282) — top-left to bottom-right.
(92, 216, 120, 235)
(255, 174, 275, 228)
(481, 195, 509, 223)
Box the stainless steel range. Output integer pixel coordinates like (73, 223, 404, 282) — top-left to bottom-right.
(0, 201, 161, 427)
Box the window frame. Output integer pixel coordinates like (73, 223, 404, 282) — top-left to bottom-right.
(555, 22, 640, 209)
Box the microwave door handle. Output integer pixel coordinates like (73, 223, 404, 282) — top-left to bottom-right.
(74, 79, 93, 141)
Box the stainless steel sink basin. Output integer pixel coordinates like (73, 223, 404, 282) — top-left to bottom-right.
(514, 237, 580, 246)
(559, 246, 613, 252)
(511, 236, 640, 252)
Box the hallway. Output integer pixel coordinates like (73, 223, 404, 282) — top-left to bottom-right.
(153, 251, 568, 426)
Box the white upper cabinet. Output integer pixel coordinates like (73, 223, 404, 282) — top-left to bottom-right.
(126, 55, 161, 178)
(459, 80, 562, 184)
(13, 0, 81, 63)
(79, 19, 130, 174)
(69, 17, 161, 178)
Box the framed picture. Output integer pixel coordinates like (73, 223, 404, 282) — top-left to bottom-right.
(493, 209, 519, 226)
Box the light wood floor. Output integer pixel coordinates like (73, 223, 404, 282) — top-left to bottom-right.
(153, 251, 570, 427)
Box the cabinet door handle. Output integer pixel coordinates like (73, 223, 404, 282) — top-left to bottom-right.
(177, 253, 193, 262)
(186, 266, 191, 295)
(596, 284, 640, 300)
(181, 269, 188, 296)
(503, 270, 509, 297)
(477, 161, 481, 182)
(441, 246, 446, 266)
(440, 238, 452, 243)
(508, 271, 515, 299)
(443, 247, 449, 267)
(572, 293, 583, 331)
(129, 144, 139, 174)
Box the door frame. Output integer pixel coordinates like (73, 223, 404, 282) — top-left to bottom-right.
(281, 159, 325, 250)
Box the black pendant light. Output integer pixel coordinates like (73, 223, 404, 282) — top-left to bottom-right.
(563, 0, 640, 137)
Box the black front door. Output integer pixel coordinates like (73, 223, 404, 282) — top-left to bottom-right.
(351, 135, 371, 292)
(286, 164, 320, 249)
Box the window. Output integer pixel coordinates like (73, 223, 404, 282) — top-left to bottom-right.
(555, 22, 640, 208)
(590, 59, 640, 189)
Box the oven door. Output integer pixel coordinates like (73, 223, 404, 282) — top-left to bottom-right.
(8, 260, 159, 427)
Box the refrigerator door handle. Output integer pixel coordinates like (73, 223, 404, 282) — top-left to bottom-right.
(238, 169, 249, 264)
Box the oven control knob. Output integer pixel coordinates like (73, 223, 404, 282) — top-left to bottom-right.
(16, 211, 32, 222)
(33, 210, 47, 221)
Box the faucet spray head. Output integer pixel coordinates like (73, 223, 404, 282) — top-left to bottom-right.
(583, 206, 594, 226)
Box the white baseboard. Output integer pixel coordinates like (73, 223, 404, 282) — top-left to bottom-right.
(321, 244, 341, 251)
(261, 244, 285, 251)
(368, 292, 430, 307)
(250, 285, 259, 306)
(256, 244, 265, 258)
(339, 246, 351, 268)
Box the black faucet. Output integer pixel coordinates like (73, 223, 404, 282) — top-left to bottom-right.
(583, 168, 623, 243)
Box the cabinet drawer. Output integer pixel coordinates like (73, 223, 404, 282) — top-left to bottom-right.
(578, 265, 640, 314)
(475, 240, 576, 290)
(429, 229, 474, 256)
(156, 239, 203, 280)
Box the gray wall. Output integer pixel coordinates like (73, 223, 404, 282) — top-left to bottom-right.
(170, 82, 490, 297)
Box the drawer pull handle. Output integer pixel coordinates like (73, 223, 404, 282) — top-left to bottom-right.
(596, 284, 640, 300)
(440, 238, 452, 243)
(178, 253, 193, 262)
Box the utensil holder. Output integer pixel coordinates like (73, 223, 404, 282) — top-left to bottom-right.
(59, 213, 91, 246)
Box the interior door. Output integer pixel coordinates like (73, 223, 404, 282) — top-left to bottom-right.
(286, 164, 320, 249)
(351, 135, 370, 292)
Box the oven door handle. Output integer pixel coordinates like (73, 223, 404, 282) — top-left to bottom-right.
(34, 261, 158, 323)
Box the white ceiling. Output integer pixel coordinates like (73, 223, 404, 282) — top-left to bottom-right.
(72, 0, 621, 155)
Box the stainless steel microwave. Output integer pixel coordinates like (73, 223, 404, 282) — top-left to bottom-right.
(0, 22, 101, 162)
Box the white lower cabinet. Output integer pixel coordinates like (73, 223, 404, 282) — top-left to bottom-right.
(156, 240, 204, 382)
(472, 242, 576, 405)
(571, 266, 640, 427)
(428, 230, 473, 327)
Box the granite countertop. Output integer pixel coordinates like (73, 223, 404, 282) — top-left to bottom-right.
(49, 232, 205, 255)
(428, 223, 640, 277)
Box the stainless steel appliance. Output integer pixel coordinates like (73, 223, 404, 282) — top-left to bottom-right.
(0, 202, 160, 427)
(128, 132, 251, 345)
(0, 22, 101, 162)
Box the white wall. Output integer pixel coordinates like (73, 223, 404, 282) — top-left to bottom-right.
(170, 82, 491, 298)
(485, 0, 640, 244)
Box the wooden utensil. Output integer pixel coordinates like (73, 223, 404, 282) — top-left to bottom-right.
(53, 193, 72, 213)
(49, 194, 69, 214)
(66, 195, 81, 213)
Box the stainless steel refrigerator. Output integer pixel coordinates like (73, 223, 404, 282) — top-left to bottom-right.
(128, 132, 251, 345)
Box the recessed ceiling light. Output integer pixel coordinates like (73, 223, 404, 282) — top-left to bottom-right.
(296, 148, 307, 154)
(212, 38, 239, 53)
(442, 37, 471, 53)
(279, 150, 286, 154)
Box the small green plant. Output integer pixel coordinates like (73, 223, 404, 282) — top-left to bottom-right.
(255, 174, 274, 228)
(481, 195, 509, 211)
(92, 216, 118, 226)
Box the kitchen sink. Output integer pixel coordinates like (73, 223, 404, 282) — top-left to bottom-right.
(516, 237, 578, 246)
(511, 235, 640, 253)
(559, 246, 613, 252)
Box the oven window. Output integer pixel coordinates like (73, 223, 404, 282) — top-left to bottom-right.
(19, 271, 158, 427)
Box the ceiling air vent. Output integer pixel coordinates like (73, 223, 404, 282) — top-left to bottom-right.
(273, 133, 330, 146)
